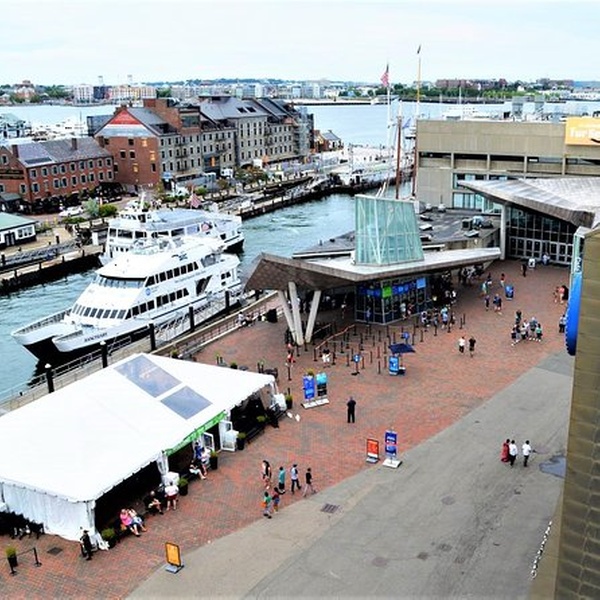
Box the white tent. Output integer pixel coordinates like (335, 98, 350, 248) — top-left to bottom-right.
(0, 353, 275, 540)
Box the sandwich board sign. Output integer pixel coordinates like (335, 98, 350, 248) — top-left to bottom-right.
(383, 429, 402, 469)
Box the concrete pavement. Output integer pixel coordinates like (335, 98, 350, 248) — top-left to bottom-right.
(132, 350, 572, 599)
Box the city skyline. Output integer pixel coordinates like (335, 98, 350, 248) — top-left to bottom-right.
(3, 0, 599, 87)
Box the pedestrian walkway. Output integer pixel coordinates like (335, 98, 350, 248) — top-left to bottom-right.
(1, 260, 571, 598)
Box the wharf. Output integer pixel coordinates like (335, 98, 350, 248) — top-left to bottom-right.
(1, 259, 572, 598)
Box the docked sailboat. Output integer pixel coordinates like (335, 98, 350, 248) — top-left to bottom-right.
(12, 236, 242, 363)
(100, 194, 244, 265)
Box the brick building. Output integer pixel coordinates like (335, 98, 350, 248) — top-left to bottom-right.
(0, 138, 114, 213)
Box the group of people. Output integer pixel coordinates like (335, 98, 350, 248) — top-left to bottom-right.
(501, 438, 533, 467)
(260, 460, 316, 518)
(457, 335, 477, 357)
(510, 310, 544, 345)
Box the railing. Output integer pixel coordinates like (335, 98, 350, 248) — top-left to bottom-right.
(0, 291, 280, 413)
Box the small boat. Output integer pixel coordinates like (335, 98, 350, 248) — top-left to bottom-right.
(12, 236, 242, 363)
(99, 194, 244, 265)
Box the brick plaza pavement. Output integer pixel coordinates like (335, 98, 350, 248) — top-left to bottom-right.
(0, 259, 570, 598)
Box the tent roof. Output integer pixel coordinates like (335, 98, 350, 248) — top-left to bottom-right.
(0, 353, 274, 502)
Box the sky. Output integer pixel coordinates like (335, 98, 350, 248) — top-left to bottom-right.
(2, 0, 599, 87)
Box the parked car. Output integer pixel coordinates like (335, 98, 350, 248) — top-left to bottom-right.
(59, 206, 84, 217)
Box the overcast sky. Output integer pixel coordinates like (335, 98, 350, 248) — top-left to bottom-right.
(2, 0, 598, 87)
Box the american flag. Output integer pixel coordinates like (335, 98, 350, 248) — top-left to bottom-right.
(380, 64, 389, 88)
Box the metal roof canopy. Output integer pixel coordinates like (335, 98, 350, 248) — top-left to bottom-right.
(461, 177, 600, 228)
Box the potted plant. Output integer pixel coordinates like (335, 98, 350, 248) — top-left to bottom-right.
(101, 527, 117, 549)
(209, 450, 219, 470)
(237, 431, 247, 451)
(5, 546, 18, 569)
(256, 415, 267, 429)
(285, 393, 293, 410)
(229, 362, 238, 369)
(178, 476, 189, 496)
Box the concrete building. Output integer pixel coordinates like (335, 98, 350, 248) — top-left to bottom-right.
(416, 117, 600, 213)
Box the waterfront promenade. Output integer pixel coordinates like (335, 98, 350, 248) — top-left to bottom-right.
(1, 259, 571, 598)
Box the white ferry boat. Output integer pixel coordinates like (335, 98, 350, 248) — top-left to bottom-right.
(12, 236, 242, 363)
(100, 197, 244, 265)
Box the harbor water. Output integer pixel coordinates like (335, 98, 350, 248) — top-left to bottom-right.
(0, 193, 357, 397)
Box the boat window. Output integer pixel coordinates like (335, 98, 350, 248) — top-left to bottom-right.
(159, 272, 167, 282)
(172, 228, 184, 236)
(89, 308, 99, 318)
(124, 310, 131, 319)
(188, 225, 200, 234)
(135, 231, 145, 239)
(156, 296, 163, 308)
(117, 310, 126, 319)
(147, 275, 156, 286)
(147, 300, 155, 311)
(196, 277, 209, 295)
(166, 269, 173, 280)
(132, 305, 139, 316)
(169, 292, 176, 302)
(119, 230, 134, 239)
(173, 267, 180, 278)
(201, 254, 217, 267)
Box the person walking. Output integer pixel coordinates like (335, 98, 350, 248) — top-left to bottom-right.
(277, 466, 286, 494)
(261, 459, 272, 489)
(500, 438, 510, 463)
(262, 490, 273, 518)
(347, 396, 356, 423)
(522, 440, 532, 467)
(468, 336, 476, 357)
(290, 463, 301, 494)
(80, 529, 94, 560)
(508, 440, 518, 467)
(302, 467, 316, 497)
(458, 336, 466, 354)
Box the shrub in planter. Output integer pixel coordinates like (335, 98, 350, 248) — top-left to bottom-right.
(178, 476, 189, 496)
(5, 546, 18, 568)
(237, 432, 247, 451)
(229, 362, 238, 369)
(209, 450, 219, 470)
(101, 527, 117, 549)
(256, 415, 267, 428)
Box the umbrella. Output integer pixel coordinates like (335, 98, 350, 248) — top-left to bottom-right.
(389, 343, 416, 355)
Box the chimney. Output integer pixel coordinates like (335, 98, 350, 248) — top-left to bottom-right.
(71, 138, 78, 151)
(11, 144, 18, 159)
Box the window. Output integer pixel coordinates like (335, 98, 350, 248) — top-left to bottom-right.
(88, 160, 94, 168)
(128, 138, 134, 146)
(79, 161, 85, 169)
(71, 176, 77, 185)
(52, 166, 58, 175)
(60, 164, 66, 174)
(53, 179, 59, 189)
(103, 137, 110, 145)
(129, 151, 135, 159)
(97, 159, 103, 168)
(70, 163, 76, 172)
(120, 150, 126, 159)
(30, 169, 37, 178)
(31, 182, 39, 193)
(81, 174, 87, 183)
(42, 167, 48, 177)
(61, 177, 67, 187)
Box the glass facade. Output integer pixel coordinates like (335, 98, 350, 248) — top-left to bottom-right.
(506, 206, 576, 266)
(356, 276, 430, 325)
(354, 195, 424, 265)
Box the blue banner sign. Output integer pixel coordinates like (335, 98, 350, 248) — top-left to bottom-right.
(385, 430, 398, 457)
(303, 375, 315, 400)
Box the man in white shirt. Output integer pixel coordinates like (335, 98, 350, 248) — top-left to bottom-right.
(522, 440, 532, 467)
(508, 440, 518, 467)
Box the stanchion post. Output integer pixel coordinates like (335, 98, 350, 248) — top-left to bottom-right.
(420, 328, 424, 343)
(378, 360, 381, 375)
(286, 363, 291, 381)
(33, 547, 42, 567)
(45, 363, 54, 394)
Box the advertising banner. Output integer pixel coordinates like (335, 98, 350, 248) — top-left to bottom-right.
(565, 117, 600, 146)
(385, 430, 398, 457)
(303, 375, 315, 401)
(366, 438, 380, 463)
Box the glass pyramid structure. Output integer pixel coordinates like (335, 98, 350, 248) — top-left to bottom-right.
(354, 195, 424, 265)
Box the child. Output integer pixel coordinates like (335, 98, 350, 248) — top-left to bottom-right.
(262, 490, 272, 519)
(271, 487, 280, 513)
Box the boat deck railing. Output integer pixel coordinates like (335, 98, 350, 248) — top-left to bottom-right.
(12, 310, 70, 334)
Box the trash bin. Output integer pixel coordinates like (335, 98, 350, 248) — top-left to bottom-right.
(266, 308, 278, 323)
(505, 284, 514, 300)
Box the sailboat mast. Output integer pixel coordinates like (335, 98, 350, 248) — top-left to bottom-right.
(411, 45, 422, 198)
(395, 109, 402, 200)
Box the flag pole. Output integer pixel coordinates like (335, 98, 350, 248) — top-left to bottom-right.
(412, 46, 422, 198)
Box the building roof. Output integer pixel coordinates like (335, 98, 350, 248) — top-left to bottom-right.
(0, 212, 36, 231)
(461, 177, 600, 228)
(10, 137, 111, 167)
(199, 97, 269, 122)
(245, 247, 501, 292)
